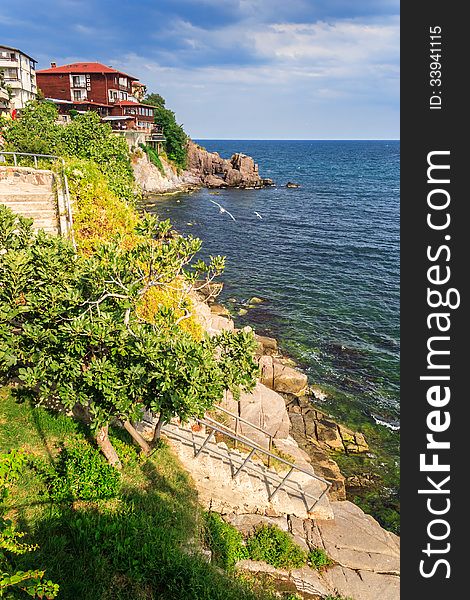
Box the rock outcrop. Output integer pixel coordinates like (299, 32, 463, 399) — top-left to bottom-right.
(227, 502, 400, 600)
(131, 149, 199, 194)
(132, 140, 273, 194)
(186, 140, 273, 189)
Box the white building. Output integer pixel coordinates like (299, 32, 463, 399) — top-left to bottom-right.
(0, 45, 37, 112)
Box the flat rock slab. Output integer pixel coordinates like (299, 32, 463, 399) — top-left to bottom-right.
(317, 501, 400, 575)
(323, 565, 399, 600)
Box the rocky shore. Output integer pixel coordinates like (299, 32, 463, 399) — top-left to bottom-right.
(145, 286, 400, 600)
(132, 139, 274, 195)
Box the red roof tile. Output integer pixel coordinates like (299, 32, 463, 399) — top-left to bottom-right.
(37, 62, 138, 80)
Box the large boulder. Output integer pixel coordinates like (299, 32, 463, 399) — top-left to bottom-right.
(257, 355, 308, 396)
(254, 334, 278, 356)
(317, 501, 400, 575)
(222, 383, 290, 447)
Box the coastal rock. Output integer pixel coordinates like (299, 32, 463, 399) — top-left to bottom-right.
(273, 361, 309, 396)
(203, 174, 228, 188)
(315, 419, 344, 452)
(254, 334, 279, 356)
(194, 280, 224, 303)
(210, 304, 230, 316)
(287, 406, 346, 500)
(186, 140, 271, 189)
(223, 168, 244, 187)
(323, 566, 399, 600)
(318, 501, 400, 575)
(223, 513, 289, 535)
(236, 560, 331, 598)
(131, 149, 199, 194)
(257, 355, 308, 396)
(222, 383, 291, 447)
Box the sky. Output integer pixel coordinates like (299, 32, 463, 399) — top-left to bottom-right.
(1, 0, 399, 139)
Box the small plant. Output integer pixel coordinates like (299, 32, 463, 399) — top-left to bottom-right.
(308, 547, 333, 570)
(139, 143, 165, 175)
(204, 512, 248, 571)
(0, 450, 59, 599)
(109, 435, 146, 468)
(36, 441, 121, 501)
(246, 525, 307, 570)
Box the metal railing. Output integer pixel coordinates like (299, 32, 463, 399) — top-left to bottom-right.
(162, 412, 331, 513)
(211, 404, 274, 465)
(0, 151, 76, 248)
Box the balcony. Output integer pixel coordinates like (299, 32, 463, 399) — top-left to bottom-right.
(0, 57, 18, 68)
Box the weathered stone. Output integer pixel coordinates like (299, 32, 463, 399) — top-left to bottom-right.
(323, 566, 399, 600)
(273, 437, 312, 470)
(224, 513, 289, 535)
(194, 281, 224, 303)
(289, 566, 332, 597)
(273, 361, 308, 396)
(224, 383, 290, 447)
(258, 355, 274, 388)
(315, 419, 344, 451)
(254, 334, 279, 356)
(317, 501, 400, 575)
(204, 174, 228, 188)
(208, 315, 235, 333)
(210, 304, 229, 316)
(185, 141, 272, 189)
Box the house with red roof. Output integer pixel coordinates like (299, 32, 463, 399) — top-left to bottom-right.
(36, 62, 164, 148)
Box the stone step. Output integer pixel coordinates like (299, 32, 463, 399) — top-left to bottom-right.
(2, 210, 58, 222)
(0, 191, 54, 202)
(2, 200, 56, 211)
(162, 423, 333, 520)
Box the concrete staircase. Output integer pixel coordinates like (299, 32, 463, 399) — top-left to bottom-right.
(160, 422, 333, 520)
(0, 167, 60, 234)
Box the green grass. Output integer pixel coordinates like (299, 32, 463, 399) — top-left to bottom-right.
(0, 387, 276, 600)
(245, 525, 307, 570)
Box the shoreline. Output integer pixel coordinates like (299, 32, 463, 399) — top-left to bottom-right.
(207, 292, 400, 534)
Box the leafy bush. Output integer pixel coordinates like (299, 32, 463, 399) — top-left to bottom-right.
(205, 513, 248, 571)
(3, 101, 62, 156)
(143, 95, 188, 170)
(36, 442, 121, 501)
(0, 450, 59, 599)
(60, 111, 135, 201)
(246, 525, 307, 569)
(139, 143, 165, 175)
(0, 206, 259, 465)
(308, 547, 333, 570)
(63, 157, 138, 254)
(3, 101, 135, 201)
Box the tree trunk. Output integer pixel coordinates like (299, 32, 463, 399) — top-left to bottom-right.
(152, 414, 165, 444)
(96, 425, 122, 469)
(123, 420, 151, 455)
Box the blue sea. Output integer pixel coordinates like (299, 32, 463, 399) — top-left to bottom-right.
(143, 140, 400, 429)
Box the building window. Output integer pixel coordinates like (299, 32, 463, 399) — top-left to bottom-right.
(71, 74, 86, 88)
(73, 89, 86, 101)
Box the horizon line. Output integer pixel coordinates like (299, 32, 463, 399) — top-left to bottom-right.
(193, 138, 400, 142)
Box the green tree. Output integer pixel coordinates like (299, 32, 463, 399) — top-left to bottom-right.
(143, 93, 188, 170)
(3, 102, 135, 201)
(60, 111, 134, 200)
(142, 92, 166, 109)
(3, 101, 61, 155)
(0, 208, 258, 466)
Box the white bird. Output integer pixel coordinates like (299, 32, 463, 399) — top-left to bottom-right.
(254, 211, 263, 220)
(209, 199, 236, 221)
